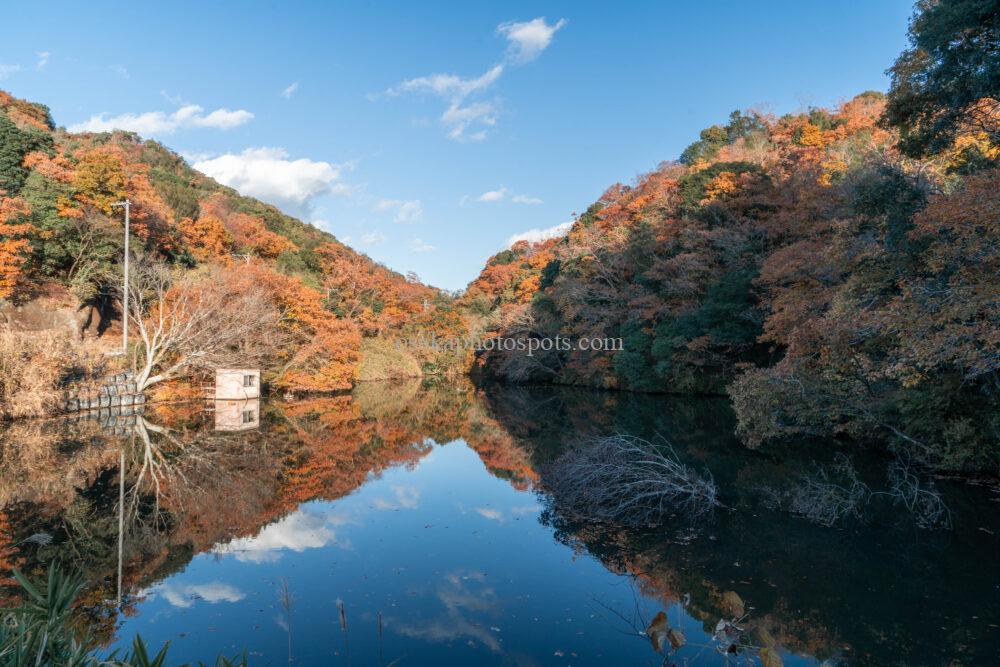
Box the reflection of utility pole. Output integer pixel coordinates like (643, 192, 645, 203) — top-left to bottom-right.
(111, 200, 131, 355)
(117, 446, 124, 607)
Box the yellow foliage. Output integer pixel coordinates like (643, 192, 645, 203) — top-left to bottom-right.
(72, 146, 127, 214)
(797, 122, 824, 147)
(818, 158, 848, 186)
(700, 171, 739, 203)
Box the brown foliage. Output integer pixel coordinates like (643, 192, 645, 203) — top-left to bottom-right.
(0, 330, 106, 419)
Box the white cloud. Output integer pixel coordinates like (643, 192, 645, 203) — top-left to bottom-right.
(511, 194, 543, 205)
(281, 81, 299, 99)
(36, 52, 50, 70)
(473, 189, 542, 204)
(194, 147, 347, 213)
(376, 198, 423, 224)
(213, 509, 340, 563)
(441, 101, 497, 141)
(0, 64, 20, 80)
(497, 17, 567, 63)
(180, 150, 216, 163)
(110, 64, 129, 79)
(379, 18, 563, 141)
(145, 581, 245, 609)
(477, 186, 507, 202)
(410, 238, 435, 253)
(507, 221, 573, 246)
(70, 104, 253, 135)
(384, 65, 503, 142)
(360, 231, 387, 245)
(160, 89, 185, 105)
(389, 65, 503, 101)
(197, 108, 253, 128)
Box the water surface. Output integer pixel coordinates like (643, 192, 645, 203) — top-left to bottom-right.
(0, 380, 997, 665)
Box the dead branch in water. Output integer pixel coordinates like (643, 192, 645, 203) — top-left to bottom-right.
(542, 434, 718, 526)
(783, 453, 952, 529)
(788, 455, 870, 527)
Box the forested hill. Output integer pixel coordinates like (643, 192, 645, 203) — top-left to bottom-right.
(461, 0, 999, 474)
(0, 89, 429, 302)
(0, 88, 449, 391)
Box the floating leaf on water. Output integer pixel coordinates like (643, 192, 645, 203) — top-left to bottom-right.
(646, 610, 669, 653)
(713, 619, 742, 653)
(667, 628, 685, 649)
(759, 647, 784, 667)
(721, 590, 745, 617)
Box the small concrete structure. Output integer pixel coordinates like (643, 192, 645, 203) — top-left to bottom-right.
(215, 368, 260, 400)
(214, 398, 260, 432)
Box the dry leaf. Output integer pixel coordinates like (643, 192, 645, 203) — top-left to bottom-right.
(646, 611, 669, 653)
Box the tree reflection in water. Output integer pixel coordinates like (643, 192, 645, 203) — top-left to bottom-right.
(0, 378, 996, 663)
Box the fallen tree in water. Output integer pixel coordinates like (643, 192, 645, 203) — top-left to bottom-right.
(542, 434, 718, 526)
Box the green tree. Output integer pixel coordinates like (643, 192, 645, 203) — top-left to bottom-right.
(883, 0, 1000, 157)
(0, 113, 53, 196)
(679, 125, 727, 165)
(539, 259, 561, 289)
(613, 320, 656, 391)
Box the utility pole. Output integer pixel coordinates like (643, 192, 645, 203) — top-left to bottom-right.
(111, 200, 131, 355)
(117, 446, 124, 607)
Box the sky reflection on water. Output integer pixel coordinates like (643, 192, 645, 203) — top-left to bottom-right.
(1, 380, 997, 665)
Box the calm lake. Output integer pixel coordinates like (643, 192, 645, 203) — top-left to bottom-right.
(0, 380, 997, 665)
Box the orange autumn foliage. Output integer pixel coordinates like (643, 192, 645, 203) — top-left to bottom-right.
(245, 263, 361, 391)
(228, 212, 296, 258)
(0, 91, 51, 131)
(198, 194, 296, 258)
(315, 242, 434, 334)
(177, 214, 233, 261)
(70, 144, 175, 248)
(0, 197, 33, 299)
(22, 150, 73, 183)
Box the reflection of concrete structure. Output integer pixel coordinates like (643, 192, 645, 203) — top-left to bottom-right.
(214, 399, 260, 432)
(215, 369, 260, 400)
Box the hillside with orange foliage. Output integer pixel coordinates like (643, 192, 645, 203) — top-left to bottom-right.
(463, 89, 998, 472)
(0, 89, 442, 396)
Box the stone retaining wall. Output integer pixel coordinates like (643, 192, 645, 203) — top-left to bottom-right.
(63, 403, 145, 436)
(62, 371, 145, 414)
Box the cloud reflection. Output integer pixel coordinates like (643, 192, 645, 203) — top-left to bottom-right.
(371, 484, 420, 511)
(144, 581, 245, 608)
(212, 508, 342, 563)
(390, 570, 502, 652)
(474, 504, 540, 523)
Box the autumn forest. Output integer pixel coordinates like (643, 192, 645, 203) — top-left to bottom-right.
(0, 1, 997, 664)
(2, 1, 996, 477)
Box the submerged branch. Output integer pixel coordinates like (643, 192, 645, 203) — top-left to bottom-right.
(542, 434, 718, 527)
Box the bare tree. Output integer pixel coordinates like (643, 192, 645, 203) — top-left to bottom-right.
(121, 255, 283, 391)
(542, 434, 718, 526)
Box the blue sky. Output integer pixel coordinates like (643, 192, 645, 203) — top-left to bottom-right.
(1, 1, 913, 290)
